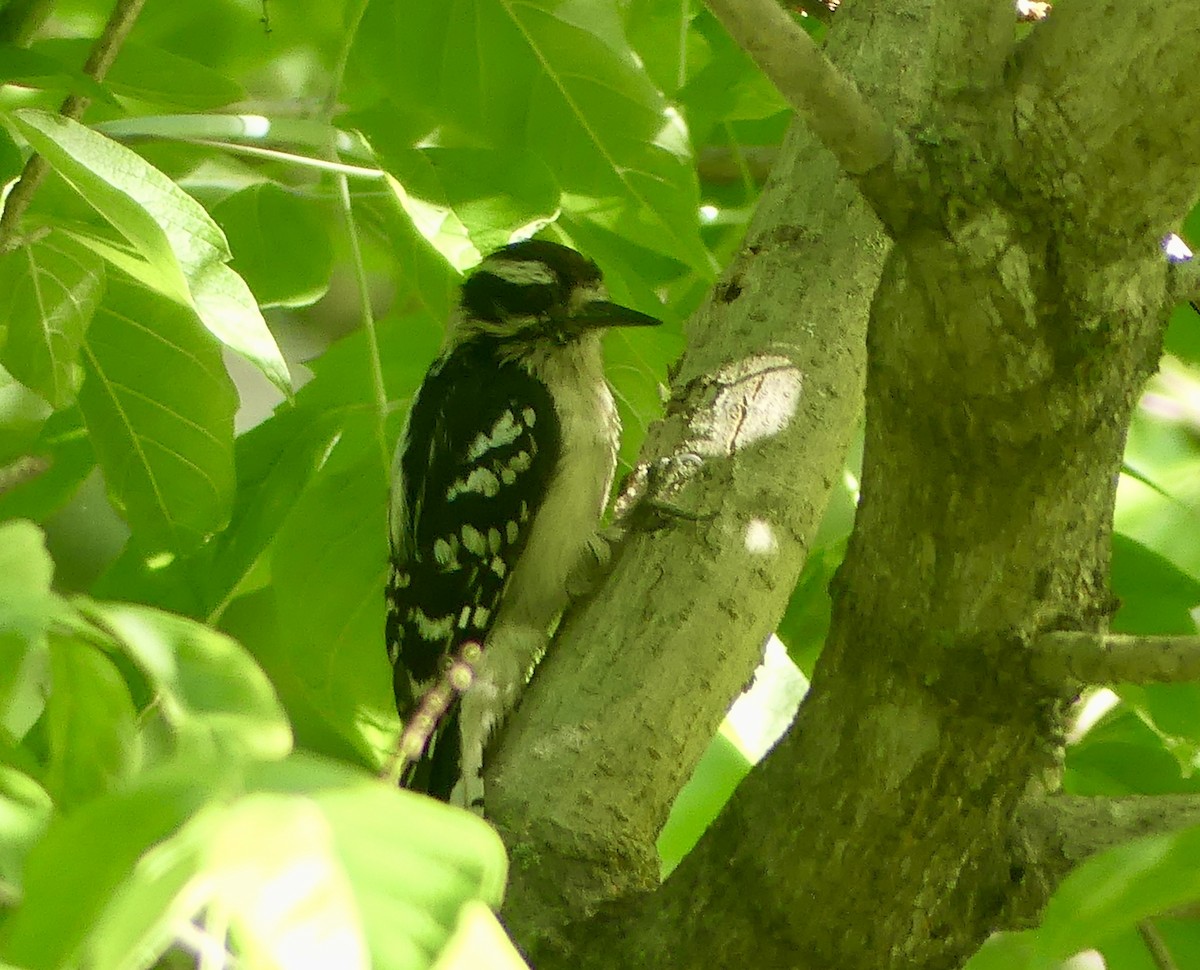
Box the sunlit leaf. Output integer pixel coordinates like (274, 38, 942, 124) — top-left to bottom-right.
(1, 762, 221, 970)
(211, 182, 333, 308)
(657, 733, 750, 878)
(79, 599, 292, 763)
(0, 43, 116, 103)
(431, 904, 531, 970)
(0, 519, 54, 631)
(0, 520, 54, 740)
(352, 0, 710, 273)
(250, 755, 509, 968)
(6, 752, 508, 970)
(0, 766, 52, 905)
(78, 278, 236, 552)
(90, 795, 370, 970)
(43, 636, 139, 810)
(371, 144, 560, 265)
(0, 230, 105, 408)
(34, 38, 245, 109)
(11, 110, 291, 395)
(966, 827, 1200, 969)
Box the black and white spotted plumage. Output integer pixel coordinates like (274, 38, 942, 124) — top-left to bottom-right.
(386, 239, 660, 807)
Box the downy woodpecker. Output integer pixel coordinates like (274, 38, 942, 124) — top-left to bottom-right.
(386, 239, 661, 808)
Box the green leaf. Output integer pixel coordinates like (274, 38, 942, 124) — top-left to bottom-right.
(1, 762, 221, 970)
(1019, 826, 1200, 966)
(0, 521, 54, 740)
(0, 360, 53, 461)
(622, 0, 690, 98)
(0, 519, 54, 630)
(0, 406, 95, 524)
(430, 904, 531, 970)
(962, 930, 1042, 970)
(211, 182, 333, 308)
(79, 599, 292, 763)
(78, 278, 236, 552)
(353, 0, 710, 273)
(678, 11, 792, 145)
(1065, 706, 1196, 796)
(0, 766, 52, 907)
(43, 637, 139, 811)
(7, 753, 508, 970)
(89, 794, 371, 970)
(0, 42, 117, 103)
(268, 422, 397, 766)
(1111, 533, 1200, 636)
(0, 124, 21, 186)
(11, 110, 291, 395)
(249, 755, 509, 967)
(657, 732, 750, 878)
(34, 38, 245, 109)
(221, 590, 384, 767)
(603, 320, 679, 472)
(369, 144, 561, 265)
(776, 542, 848, 676)
(0, 230, 105, 408)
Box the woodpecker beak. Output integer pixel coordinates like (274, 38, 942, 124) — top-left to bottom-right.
(573, 301, 662, 331)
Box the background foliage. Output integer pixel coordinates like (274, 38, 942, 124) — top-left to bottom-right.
(0, 0, 1198, 967)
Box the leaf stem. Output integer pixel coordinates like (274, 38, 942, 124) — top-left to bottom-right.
(335, 170, 390, 471)
(324, 0, 390, 470)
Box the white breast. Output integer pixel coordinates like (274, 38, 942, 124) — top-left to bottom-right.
(496, 331, 617, 636)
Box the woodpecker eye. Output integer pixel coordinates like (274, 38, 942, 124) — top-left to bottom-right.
(461, 239, 605, 325)
(461, 269, 563, 323)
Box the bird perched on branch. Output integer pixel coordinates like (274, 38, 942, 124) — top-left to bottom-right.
(386, 239, 661, 809)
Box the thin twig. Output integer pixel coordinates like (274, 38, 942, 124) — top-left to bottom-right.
(0, 0, 149, 252)
(1139, 920, 1179, 970)
(380, 642, 481, 787)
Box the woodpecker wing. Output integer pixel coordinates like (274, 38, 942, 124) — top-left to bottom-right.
(387, 340, 560, 796)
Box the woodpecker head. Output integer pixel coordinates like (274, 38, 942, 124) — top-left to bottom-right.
(456, 240, 661, 350)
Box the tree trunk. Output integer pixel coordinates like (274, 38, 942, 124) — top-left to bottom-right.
(497, 1, 1200, 967)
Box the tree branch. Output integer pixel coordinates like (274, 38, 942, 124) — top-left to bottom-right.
(1010, 0, 1200, 242)
(498, 0, 966, 963)
(0, 0, 148, 252)
(703, 0, 893, 177)
(1019, 794, 1200, 869)
(1168, 256, 1200, 307)
(1032, 632, 1200, 686)
(494, 119, 878, 947)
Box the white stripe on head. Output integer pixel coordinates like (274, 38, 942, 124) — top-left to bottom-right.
(481, 259, 558, 286)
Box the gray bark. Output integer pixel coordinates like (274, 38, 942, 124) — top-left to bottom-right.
(493, 1, 1200, 967)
